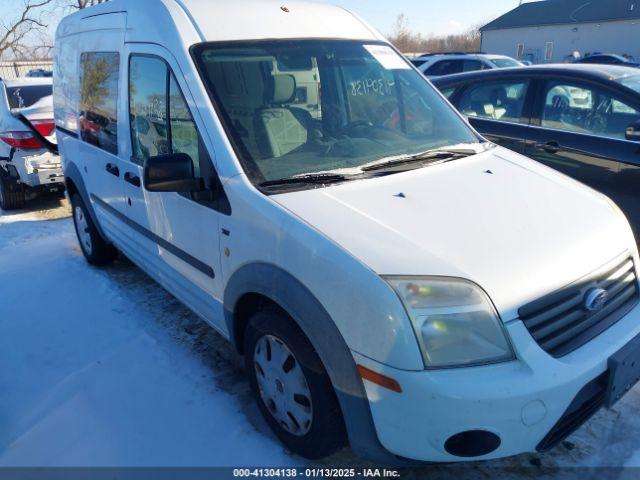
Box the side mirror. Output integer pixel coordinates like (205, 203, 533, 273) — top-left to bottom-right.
(626, 121, 640, 142)
(143, 153, 204, 192)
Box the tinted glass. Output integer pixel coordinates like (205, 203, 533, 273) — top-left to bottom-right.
(426, 60, 464, 76)
(542, 82, 640, 139)
(463, 60, 484, 72)
(458, 80, 529, 123)
(196, 40, 478, 184)
(6, 85, 52, 109)
(129, 56, 169, 163)
(80, 52, 120, 154)
(411, 59, 427, 67)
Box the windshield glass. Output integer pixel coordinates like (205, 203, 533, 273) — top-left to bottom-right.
(490, 58, 521, 68)
(5, 84, 52, 109)
(619, 76, 640, 94)
(195, 40, 479, 184)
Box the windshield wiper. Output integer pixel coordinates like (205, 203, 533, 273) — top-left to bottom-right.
(259, 173, 349, 188)
(361, 148, 477, 172)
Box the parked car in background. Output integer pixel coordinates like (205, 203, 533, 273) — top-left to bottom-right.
(576, 54, 639, 68)
(433, 64, 640, 235)
(0, 77, 62, 210)
(55, 0, 640, 465)
(26, 69, 54, 78)
(412, 52, 523, 77)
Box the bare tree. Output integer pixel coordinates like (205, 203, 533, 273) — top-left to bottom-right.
(0, 0, 54, 59)
(388, 14, 481, 54)
(70, 0, 108, 8)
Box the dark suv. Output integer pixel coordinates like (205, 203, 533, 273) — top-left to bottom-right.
(433, 64, 640, 235)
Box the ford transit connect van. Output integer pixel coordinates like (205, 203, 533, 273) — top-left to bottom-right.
(54, 0, 640, 463)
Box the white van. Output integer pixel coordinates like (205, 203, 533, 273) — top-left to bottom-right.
(54, 0, 640, 463)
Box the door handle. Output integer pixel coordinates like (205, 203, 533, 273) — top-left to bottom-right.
(124, 172, 141, 187)
(536, 141, 561, 154)
(105, 163, 120, 177)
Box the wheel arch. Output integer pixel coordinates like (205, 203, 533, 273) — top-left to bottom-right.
(223, 262, 399, 464)
(65, 161, 109, 240)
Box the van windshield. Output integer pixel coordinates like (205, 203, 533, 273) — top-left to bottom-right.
(194, 40, 479, 186)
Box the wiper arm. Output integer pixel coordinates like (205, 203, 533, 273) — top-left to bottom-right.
(361, 148, 475, 172)
(259, 173, 349, 188)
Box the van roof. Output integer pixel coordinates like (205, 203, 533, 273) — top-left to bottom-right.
(58, 0, 382, 44)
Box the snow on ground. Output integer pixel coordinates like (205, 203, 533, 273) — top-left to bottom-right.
(2, 200, 640, 477)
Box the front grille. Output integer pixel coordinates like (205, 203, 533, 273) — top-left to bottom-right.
(519, 257, 639, 357)
(537, 372, 608, 452)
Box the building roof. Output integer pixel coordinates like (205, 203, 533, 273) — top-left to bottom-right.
(481, 0, 640, 31)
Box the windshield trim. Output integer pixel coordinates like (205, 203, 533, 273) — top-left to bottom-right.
(190, 38, 482, 194)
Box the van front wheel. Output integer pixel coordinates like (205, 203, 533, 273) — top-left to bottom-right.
(244, 310, 347, 459)
(71, 193, 117, 266)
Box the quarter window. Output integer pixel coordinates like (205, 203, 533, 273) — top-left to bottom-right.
(542, 82, 640, 139)
(457, 80, 529, 124)
(80, 52, 120, 154)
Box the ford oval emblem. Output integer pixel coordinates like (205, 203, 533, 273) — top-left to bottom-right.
(585, 288, 609, 312)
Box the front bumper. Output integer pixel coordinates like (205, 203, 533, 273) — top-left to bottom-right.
(354, 301, 640, 462)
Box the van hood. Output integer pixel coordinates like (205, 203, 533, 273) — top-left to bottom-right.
(273, 147, 635, 321)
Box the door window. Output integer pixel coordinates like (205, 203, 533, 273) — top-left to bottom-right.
(457, 80, 529, 123)
(541, 82, 640, 139)
(129, 55, 209, 175)
(80, 52, 120, 154)
(129, 56, 169, 160)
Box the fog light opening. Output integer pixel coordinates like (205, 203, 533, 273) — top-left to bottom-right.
(444, 430, 501, 457)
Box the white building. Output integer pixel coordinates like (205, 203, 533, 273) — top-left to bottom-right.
(480, 0, 640, 64)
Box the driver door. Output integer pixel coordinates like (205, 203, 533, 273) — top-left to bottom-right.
(525, 79, 640, 234)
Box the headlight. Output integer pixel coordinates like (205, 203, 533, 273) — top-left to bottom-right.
(385, 276, 515, 369)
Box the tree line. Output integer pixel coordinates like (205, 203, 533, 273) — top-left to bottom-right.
(0, 0, 108, 60)
(387, 14, 482, 54)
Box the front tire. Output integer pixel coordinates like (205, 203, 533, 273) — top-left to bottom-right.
(71, 193, 117, 266)
(244, 309, 347, 459)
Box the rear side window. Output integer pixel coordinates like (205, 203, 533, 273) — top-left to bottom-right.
(6, 85, 52, 109)
(457, 80, 529, 124)
(425, 60, 464, 76)
(80, 52, 120, 155)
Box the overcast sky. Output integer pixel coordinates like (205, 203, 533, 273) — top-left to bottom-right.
(1, 0, 530, 40)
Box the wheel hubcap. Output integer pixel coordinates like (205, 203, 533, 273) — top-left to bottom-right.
(253, 334, 313, 436)
(74, 206, 92, 255)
